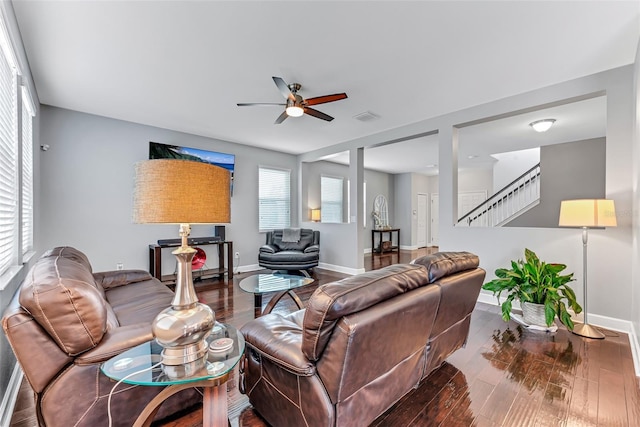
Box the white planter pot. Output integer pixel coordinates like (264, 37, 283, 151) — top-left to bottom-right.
(521, 301, 549, 327)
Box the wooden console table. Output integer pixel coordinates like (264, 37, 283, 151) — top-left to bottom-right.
(371, 229, 400, 254)
(149, 241, 233, 286)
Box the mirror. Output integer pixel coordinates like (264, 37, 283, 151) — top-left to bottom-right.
(372, 194, 389, 229)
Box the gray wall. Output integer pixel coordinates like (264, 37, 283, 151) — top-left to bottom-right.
(38, 106, 299, 273)
(631, 36, 640, 371)
(302, 160, 395, 251)
(507, 138, 605, 227)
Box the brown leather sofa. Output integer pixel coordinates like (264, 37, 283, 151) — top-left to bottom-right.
(240, 251, 485, 427)
(2, 247, 200, 427)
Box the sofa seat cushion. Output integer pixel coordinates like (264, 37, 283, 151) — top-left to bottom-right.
(259, 250, 319, 264)
(19, 255, 108, 356)
(105, 279, 174, 326)
(241, 310, 315, 376)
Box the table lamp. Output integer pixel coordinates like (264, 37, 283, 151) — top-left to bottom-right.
(133, 159, 230, 377)
(311, 209, 321, 222)
(558, 199, 616, 339)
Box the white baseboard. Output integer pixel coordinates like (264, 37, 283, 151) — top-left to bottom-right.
(317, 262, 363, 276)
(0, 364, 22, 427)
(235, 264, 262, 274)
(477, 292, 640, 377)
(628, 322, 640, 377)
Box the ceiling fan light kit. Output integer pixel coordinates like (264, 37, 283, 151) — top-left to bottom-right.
(238, 76, 347, 124)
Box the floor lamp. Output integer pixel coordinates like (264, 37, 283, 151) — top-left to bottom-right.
(558, 199, 616, 339)
(133, 159, 230, 378)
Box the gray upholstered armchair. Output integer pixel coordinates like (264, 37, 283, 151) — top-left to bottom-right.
(258, 228, 320, 274)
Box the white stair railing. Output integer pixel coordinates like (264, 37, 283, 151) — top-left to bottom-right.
(458, 163, 540, 227)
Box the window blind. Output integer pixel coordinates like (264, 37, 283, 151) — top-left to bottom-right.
(0, 36, 16, 276)
(321, 176, 343, 223)
(259, 167, 291, 230)
(21, 87, 34, 255)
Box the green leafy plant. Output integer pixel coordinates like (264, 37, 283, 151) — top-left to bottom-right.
(482, 248, 582, 329)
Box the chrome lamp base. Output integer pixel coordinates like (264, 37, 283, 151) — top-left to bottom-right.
(152, 225, 215, 379)
(572, 322, 605, 339)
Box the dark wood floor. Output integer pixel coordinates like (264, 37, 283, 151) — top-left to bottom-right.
(10, 248, 640, 426)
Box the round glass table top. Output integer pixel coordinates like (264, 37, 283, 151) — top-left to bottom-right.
(101, 322, 244, 386)
(239, 273, 314, 295)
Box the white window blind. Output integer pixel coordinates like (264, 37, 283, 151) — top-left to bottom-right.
(21, 87, 34, 255)
(259, 167, 290, 230)
(321, 176, 343, 223)
(0, 28, 17, 276)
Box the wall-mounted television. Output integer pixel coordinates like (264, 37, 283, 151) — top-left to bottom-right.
(149, 141, 235, 195)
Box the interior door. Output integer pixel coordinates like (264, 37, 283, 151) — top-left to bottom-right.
(417, 193, 428, 248)
(430, 194, 439, 246)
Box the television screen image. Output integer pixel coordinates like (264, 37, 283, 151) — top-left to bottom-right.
(149, 141, 235, 195)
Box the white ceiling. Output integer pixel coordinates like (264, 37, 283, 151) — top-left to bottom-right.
(11, 1, 639, 173)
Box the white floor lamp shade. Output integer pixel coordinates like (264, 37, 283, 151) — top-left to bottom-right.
(133, 159, 230, 377)
(559, 199, 616, 339)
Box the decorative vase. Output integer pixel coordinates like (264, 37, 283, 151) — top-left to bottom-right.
(521, 302, 549, 327)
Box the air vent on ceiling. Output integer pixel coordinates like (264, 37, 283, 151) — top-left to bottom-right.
(353, 111, 380, 122)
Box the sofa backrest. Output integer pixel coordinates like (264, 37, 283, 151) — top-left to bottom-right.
(268, 228, 319, 251)
(18, 247, 108, 356)
(302, 263, 430, 361)
(315, 283, 441, 410)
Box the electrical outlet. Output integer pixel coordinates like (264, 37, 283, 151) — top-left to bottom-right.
(116, 263, 124, 271)
(234, 252, 240, 259)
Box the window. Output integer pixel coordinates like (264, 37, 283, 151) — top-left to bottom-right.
(321, 176, 343, 223)
(21, 87, 34, 255)
(0, 14, 35, 280)
(0, 21, 17, 276)
(259, 167, 291, 230)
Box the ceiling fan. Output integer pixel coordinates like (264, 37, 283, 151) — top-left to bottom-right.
(237, 76, 348, 124)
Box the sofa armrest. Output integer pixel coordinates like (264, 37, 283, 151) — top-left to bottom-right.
(303, 244, 319, 254)
(93, 270, 153, 290)
(241, 313, 315, 376)
(259, 244, 278, 254)
(75, 323, 153, 365)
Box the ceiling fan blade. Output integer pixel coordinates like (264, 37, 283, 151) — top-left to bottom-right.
(274, 110, 288, 124)
(237, 102, 286, 107)
(304, 93, 348, 106)
(272, 76, 295, 101)
(304, 107, 334, 122)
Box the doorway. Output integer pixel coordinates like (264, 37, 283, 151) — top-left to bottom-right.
(417, 193, 428, 248)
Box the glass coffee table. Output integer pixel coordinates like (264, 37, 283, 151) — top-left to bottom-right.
(239, 273, 314, 316)
(101, 322, 244, 427)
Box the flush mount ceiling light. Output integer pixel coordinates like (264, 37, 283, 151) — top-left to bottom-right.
(529, 118, 556, 132)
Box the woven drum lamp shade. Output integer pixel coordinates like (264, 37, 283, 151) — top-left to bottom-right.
(558, 199, 616, 228)
(133, 159, 230, 224)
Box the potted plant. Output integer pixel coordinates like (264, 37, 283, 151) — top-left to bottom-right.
(482, 248, 582, 329)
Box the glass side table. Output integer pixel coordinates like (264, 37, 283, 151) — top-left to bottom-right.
(239, 273, 314, 316)
(101, 322, 244, 427)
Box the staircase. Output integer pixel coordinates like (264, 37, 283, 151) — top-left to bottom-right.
(458, 163, 540, 227)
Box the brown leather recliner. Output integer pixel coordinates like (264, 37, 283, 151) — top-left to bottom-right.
(240, 251, 485, 427)
(2, 247, 200, 427)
